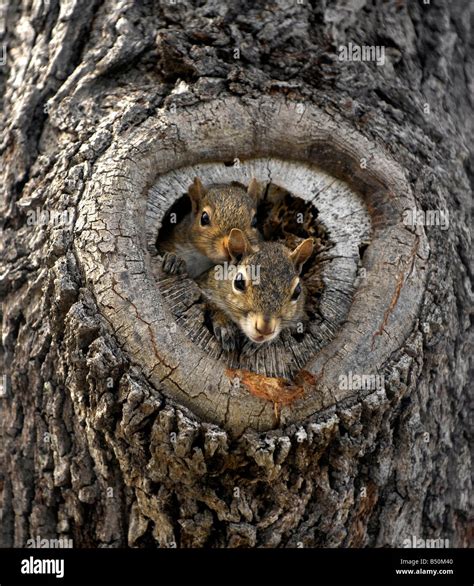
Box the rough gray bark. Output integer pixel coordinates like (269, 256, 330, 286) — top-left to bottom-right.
(0, 0, 472, 548)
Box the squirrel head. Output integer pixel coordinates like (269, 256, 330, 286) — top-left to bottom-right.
(187, 177, 261, 263)
(219, 236, 314, 344)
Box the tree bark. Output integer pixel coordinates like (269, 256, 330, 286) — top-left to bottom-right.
(0, 0, 472, 548)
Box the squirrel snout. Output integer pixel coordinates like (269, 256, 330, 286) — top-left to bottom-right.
(255, 316, 275, 336)
(240, 313, 280, 344)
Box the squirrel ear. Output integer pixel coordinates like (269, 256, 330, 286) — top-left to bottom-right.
(188, 177, 206, 213)
(247, 178, 262, 202)
(227, 228, 251, 263)
(290, 238, 314, 273)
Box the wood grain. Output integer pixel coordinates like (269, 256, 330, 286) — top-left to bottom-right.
(75, 97, 428, 433)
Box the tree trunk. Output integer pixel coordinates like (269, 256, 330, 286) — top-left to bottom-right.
(0, 0, 471, 549)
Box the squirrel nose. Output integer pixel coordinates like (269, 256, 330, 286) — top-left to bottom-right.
(255, 316, 274, 336)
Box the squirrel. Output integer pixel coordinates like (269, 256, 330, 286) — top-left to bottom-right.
(158, 177, 262, 278)
(197, 229, 314, 351)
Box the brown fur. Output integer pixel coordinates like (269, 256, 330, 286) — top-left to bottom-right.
(159, 178, 262, 278)
(198, 237, 313, 346)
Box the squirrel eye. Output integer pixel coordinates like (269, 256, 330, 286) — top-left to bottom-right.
(291, 282, 302, 301)
(200, 211, 210, 226)
(251, 214, 258, 228)
(233, 273, 246, 293)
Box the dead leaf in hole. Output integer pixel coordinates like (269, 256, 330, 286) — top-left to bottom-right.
(226, 368, 318, 423)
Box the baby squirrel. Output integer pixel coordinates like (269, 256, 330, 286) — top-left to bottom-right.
(198, 229, 314, 351)
(158, 177, 261, 278)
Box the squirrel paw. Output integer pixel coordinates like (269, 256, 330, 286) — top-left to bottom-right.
(213, 323, 239, 353)
(162, 252, 187, 275)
